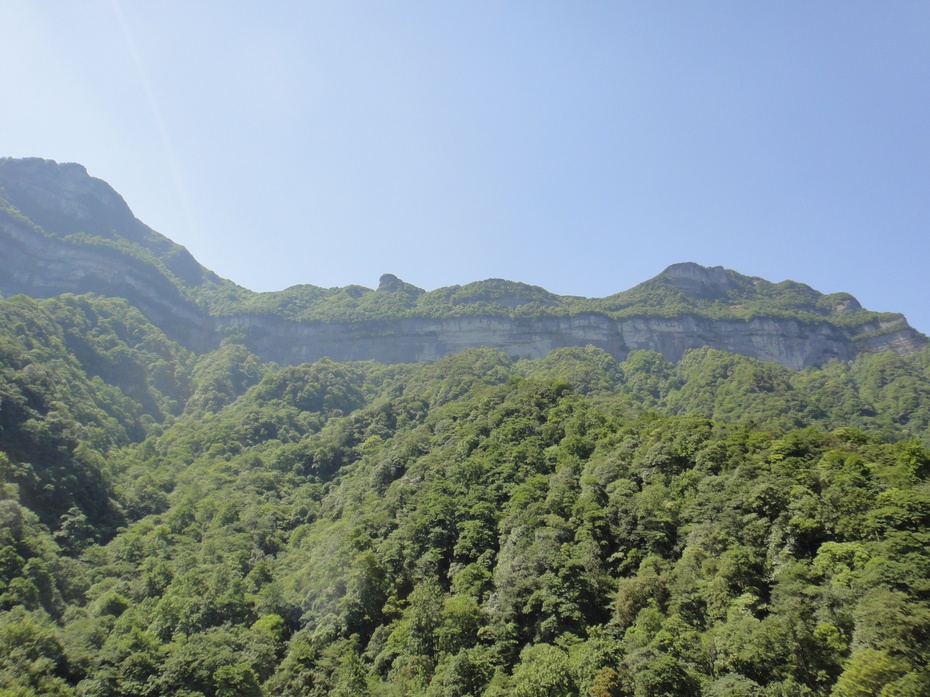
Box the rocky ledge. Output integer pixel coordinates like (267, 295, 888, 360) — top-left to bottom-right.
(0, 157, 925, 369)
(215, 309, 922, 370)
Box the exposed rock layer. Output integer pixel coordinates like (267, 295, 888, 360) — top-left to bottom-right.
(0, 211, 217, 353)
(216, 312, 921, 370)
(1, 157, 925, 369)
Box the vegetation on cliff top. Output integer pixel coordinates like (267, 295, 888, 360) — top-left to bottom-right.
(0, 159, 908, 331)
(199, 270, 897, 328)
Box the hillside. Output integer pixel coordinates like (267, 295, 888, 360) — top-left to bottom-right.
(1, 287, 929, 696)
(1, 157, 930, 695)
(1, 158, 924, 369)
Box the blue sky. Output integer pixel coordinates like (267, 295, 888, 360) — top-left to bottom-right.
(2, 2, 929, 332)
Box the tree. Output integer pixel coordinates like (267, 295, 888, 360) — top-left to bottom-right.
(510, 644, 576, 697)
(832, 648, 909, 697)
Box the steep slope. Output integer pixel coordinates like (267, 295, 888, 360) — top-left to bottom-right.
(2, 161, 930, 697)
(0, 158, 224, 352)
(0, 157, 924, 368)
(2, 314, 929, 695)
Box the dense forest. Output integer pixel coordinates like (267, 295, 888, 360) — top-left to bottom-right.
(1, 291, 929, 696)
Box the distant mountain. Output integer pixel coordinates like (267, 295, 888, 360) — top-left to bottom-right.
(1, 156, 925, 368)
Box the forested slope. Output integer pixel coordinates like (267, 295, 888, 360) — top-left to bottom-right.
(2, 292, 930, 695)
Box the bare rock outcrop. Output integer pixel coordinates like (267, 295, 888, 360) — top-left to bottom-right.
(0, 157, 925, 369)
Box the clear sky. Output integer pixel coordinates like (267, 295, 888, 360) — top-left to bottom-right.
(2, 2, 929, 332)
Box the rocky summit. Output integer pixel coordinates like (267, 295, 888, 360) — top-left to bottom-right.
(0, 156, 925, 369)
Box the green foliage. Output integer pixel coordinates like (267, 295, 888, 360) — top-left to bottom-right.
(1, 286, 930, 696)
(197, 259, 917, 341)
(0, 607, 74, 696)
(508, 643, 576, 696)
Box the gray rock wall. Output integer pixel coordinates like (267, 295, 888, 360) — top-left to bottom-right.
(216, 310, 920, 370)
(2, 209, 924, 369)
(0, 215, 217, 352)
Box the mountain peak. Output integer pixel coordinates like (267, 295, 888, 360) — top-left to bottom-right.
(0, 156, 216, 289)
(660, 262, 734, 298)
(377, 273, 424, 295)
(0, 157, 135, 235)
(378, 273, 402, 292)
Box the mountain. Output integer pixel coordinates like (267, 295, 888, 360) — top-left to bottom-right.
(2, 157, 930, 695)
(1, 157, 924, 369)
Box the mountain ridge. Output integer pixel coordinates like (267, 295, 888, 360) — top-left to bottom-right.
(0, 156, 924, 368)
(2, 160, 930, 696)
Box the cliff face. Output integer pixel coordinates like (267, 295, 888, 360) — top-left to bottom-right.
(219, 311, 921, 370)
(0, 204, 217, 352)
(0, 157, 925, 369)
